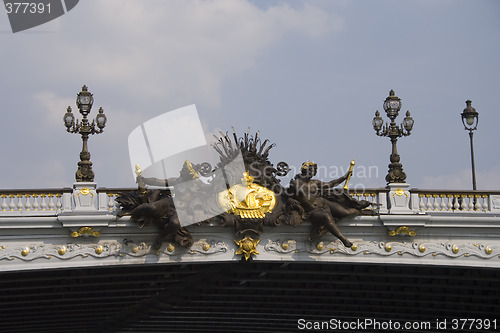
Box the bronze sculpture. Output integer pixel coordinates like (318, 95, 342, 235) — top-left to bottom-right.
(286, 162, 373, 248)
(116, 161, 208, 249)
(116, 130, 377, 256)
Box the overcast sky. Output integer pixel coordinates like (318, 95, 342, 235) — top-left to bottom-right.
(1, 0, 499, 191)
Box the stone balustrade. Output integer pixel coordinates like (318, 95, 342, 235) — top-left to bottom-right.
(1, 185, 499, 216)
(0, 188, 71, 215)
(410, 189, 497, 213)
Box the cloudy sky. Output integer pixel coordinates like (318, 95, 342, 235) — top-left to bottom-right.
(1, 0, 499, 191)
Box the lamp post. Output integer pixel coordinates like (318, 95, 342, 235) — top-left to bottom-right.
(372, 90, 414, 184)
(461, 100, 478, 190)
(63, 85, 107, 182)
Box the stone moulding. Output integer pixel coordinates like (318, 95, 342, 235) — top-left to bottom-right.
(0, 239, 231, 263)
(265, 239, 500, 260)
(2, 238, 499, 266)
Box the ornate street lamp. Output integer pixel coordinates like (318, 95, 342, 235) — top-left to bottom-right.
(461, 100, 478, 190)
(63, 85, 107, 182)
(372, 90, 414, 184)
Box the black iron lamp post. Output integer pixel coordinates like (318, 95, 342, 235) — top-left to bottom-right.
(63, 85, 107, 182)
(372, 90, 414, 184)
(461, 100, 478, 190)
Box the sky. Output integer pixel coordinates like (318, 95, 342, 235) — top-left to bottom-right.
(0, 0, 499, 191)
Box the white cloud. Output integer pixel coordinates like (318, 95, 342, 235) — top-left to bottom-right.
(34, 92, 74, 128)
(8, 0, 342, 108)
(420, 166, 500, 190)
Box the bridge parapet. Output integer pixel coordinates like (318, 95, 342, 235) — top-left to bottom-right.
(1, 184, 500, 272)
(3, 186, 499, 216)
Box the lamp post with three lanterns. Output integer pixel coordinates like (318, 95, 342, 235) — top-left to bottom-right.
(372, 90, 414, 184)
(63, 85, 107, 182)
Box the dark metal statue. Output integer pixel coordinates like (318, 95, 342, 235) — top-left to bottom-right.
(286, 162, 374, 247)
(116, 129, 377, 253)
(116, 161, 213, 249)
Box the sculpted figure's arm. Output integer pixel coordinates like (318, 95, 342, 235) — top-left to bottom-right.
(138, 176, 177, 187)
(324, 170, 352, 189)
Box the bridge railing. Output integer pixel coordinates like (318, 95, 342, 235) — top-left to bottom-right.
(0, 188, 72, 215)
(1, 186, 499, 216)
(409, 189, 499, 213)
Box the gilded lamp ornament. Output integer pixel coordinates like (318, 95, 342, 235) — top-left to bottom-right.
(372, 90, 414, 184)
(63, 85, 107, 182)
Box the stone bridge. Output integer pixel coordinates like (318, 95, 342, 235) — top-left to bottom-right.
(1, 182, 499, 332)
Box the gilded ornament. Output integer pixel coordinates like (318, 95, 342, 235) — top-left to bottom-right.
(202, 242, 211, 251)
(95, 245, 103, 255)
(134, 164, 142, 177)
(418, 243, 426, 253)
(485, 246, 493, 255)
(342, 159, 355, 190)
(388, 226, 416, 237)
(70, 227, 101, 238)
(281, 242, 289, 250)
(394, 188, 405, 196)
(234, 236, 260, 260)
(385, 243, 392, 252)
(184, 160, 200, 179)
(350, 244, 358, 251)
(166, 244, 175, 252)
(217, 172, 276, 219)
(301, 161, 315, 169)
(452, 244, 459, 254)
(79, 188, 90, 196)
(58, 246, 66, 255)
(21, 247, 30, 256)
(316, 242, 324, 251)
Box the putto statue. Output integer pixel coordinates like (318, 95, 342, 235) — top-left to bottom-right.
(116, 130, 377, 258)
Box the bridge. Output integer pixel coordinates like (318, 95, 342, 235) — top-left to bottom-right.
(1, 182, 499, 332)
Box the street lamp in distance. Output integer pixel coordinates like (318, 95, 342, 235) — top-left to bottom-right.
(461, 100, 479, 191)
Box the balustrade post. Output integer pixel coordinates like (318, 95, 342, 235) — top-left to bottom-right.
(387, 183, 412, 214)
(72, 182, 98, 212)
